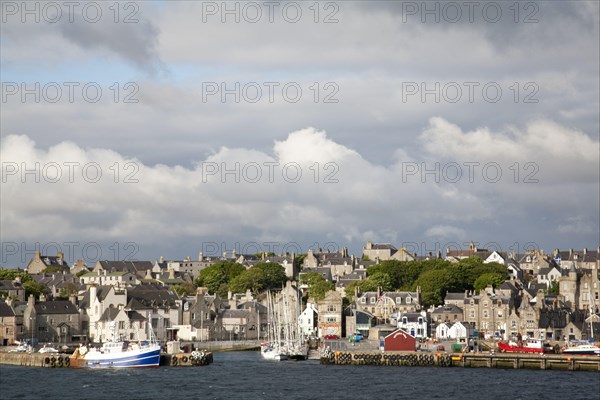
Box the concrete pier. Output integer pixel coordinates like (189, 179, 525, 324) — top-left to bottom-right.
(320, 350, 600, 372)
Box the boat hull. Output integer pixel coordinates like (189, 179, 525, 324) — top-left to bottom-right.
(498, 343, 545, 354)
(71, 346, 161, 368)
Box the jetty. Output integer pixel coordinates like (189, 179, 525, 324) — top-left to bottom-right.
(320, 350, 600, 372)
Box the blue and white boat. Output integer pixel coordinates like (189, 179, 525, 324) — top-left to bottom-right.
(71, 340, 161, 368)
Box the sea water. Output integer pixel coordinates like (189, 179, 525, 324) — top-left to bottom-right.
(1, 351, 598, 400)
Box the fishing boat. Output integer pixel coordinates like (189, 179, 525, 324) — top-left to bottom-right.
(498, 337, 551, 354)
(70, 340, 161, 368)
(561, 341, 600, 356)
(70, 318, 161, 368)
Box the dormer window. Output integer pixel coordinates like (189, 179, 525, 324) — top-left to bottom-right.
(370, 297, 376, 304)
(406, 296, 412, 304)
(396, 297, 402, 304)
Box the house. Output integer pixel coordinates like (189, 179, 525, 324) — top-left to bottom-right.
(316, 290, 343, 338)
(448, 321, 474, 340)
(125, 285, 181, 342)
(177, 289, 226, 341)
(435, 322, 452, 339)
(79, 285, 128, 341)
(0, 300, 17, 345)
(384, 328, 416, 351)
(553, 247, 599, 272)
(26, 251, 70, 274)
(397, 311, 428, 339)
(298, 301, 318, 338)
(484, 251, 507, 265)
(463, 287, 513, 339)
(536, 265, 562, 289)
(92, 260, 154, 281)
(219, 309, 256, 340)
(95, 306, 148, 343)
(431, 304, 463, 324)
(444, 292, 466, 308)
(518, 250, 551, 276)
(356, 288, 421, 322)
(23, 295, 81, 344)
(80, 270, 138, 287)
(33, 272, 84, 299)
(445, 242, 492, 263)
(0, 278, 25, 301)
(345, 308, 376, 338)
(362, 241, 397, 261)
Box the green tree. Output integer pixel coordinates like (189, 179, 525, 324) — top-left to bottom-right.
(22, 280, 48, 300)
(229, 268, 266, 294)
(194, 261, 245, 295)
(171, 281, 197, 297)
(253, 262, 287, 289)
(344, 279, 378, 300)
(414, 269, 459, 307)
(300, 272, 334, 301)
(42, 266, 66, 274)
(368, 272, 394, 292)
(58, 282, 78, 299)
(474, 273, 506, 291)
(548, 280, 560, 295)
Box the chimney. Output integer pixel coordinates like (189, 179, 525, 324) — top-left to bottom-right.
(145, 269, 152, 279)
(232, 249, 237, 259)
(159, 256, 164, 263)
(199, 252, 203, 261)
(58, 251, 64, 259)
(34, 250, 41, 260)
(342, 247, 347, 257)
(89, 284, 97, 302)
(28, 294, 35, 306)
(223, 251, 227, 258)
(169, 268, 175, 280)
(377, 286, 382, 298)
(569, 249, 573, 259)
(583, 248, 587, 255)
(69, 293, 77, 306)
(366, 240, 372, 250)
(39, 293, 46, 302)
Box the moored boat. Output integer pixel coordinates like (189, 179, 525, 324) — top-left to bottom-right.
(70, 341, 161, 368)
(561, 342, 600, 356)
(498, 338, 551, 354)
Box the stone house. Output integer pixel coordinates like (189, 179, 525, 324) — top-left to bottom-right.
(177, 289, 226, 341)
(316, 290, 343, 338)
(356, 288, 421, 322)
(23, 295, 81, 344)
(80, 270, 138, 287)
(0, 301, 17, 345)
(92, 260, 154, 281)
(0, 278, 25, 301)
(463, 287, 513, 339)
(298, 301, 318, 338)
(431, 304, 463, 324)
(26, 251, 70, 274)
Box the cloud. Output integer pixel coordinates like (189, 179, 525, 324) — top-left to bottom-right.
(1, 118, 597, 266)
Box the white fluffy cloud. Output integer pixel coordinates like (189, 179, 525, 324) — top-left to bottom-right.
(1, 118, 597, 265)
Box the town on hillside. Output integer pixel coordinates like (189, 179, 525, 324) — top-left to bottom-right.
(1, 241, 599, 351)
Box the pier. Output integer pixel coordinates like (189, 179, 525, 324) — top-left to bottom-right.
(320, 350, 600, 372)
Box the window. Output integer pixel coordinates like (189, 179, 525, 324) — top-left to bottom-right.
(483, 310, 488, 319)
(406, 297, 412, 304)
(327, 305, 336, 312)
(470, 310, 475, 318)
(118, 321, 125, 330)
(370, 297, 376, 304)
(511, 321, 517, 328)
(360, 297, 366, 304)
(483, 302, 488, 308)
(396, 297, 402, 304)
(326, 317, 337, 323)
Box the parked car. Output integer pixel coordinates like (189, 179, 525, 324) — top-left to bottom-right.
(8, 343, 29, 353)
(38, 345, 59, 354)
(323, 335, 340, 340)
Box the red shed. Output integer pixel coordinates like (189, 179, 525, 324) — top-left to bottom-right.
(384, 328, 416, 351)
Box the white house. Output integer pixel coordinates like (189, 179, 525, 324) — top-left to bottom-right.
(448, 321, 474, 340)
(537, 266, 562, 288)
(298, 302, 318, 338)
(484, 251, 506, 265)
(80, 270, 138, 287)
(397, 311, 428, 339)
(435, 322, 452, 339)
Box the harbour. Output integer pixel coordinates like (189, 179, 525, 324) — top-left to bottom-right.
(1, 351, 598, 400)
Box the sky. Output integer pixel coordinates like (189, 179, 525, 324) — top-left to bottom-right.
(1, 1, 599, 267)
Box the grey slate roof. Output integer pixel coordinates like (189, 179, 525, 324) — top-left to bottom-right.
(0, 301, 15, 317)
(35, 300, 78, 315)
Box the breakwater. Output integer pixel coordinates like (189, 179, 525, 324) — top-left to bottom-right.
(320, 350, 600, 371)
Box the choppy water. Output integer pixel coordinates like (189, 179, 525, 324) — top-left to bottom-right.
(1, 351, 599, 400)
